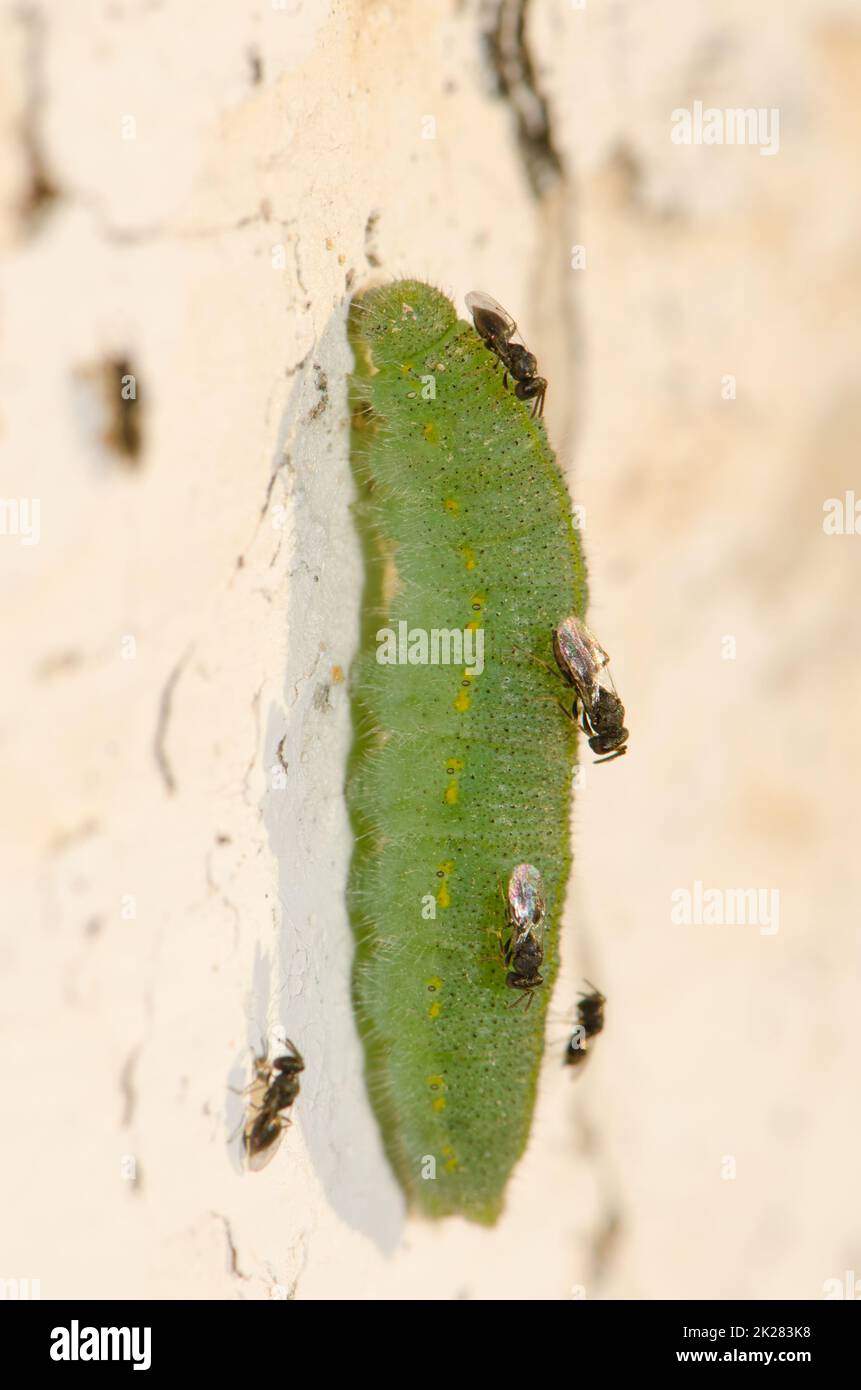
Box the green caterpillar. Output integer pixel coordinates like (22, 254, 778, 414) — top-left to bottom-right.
(347, 281, 587, 1222)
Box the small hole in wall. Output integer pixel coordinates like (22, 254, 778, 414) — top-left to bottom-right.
(75, 355, 145, 467)
(247, 47, 263, 86)
(20, 158, 60, 230)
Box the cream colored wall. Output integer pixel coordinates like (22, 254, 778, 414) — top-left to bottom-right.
(1, 0, 858, 1300)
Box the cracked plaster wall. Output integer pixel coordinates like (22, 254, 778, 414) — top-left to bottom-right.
(1, 0, 859, 1300)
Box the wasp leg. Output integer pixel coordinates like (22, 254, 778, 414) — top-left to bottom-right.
(478, 925, 510, 969)
(592, 746, 627, 765)
(510, 641, 558, 677)
(507, 988, 536, 1011)
(511, 641, 577, 699)
(557, 696, 580, 725)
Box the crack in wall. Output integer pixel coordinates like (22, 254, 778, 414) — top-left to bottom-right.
(16, 1, 61, 234)
(241, 684, 264, 806)
(211, 1212, 250, 1282)
(291, 231, 310, 304)
(481, 0, 563, 197)
(234, 448, 295, 575)
(118, 1047, 139, 1126)
(69, 195, 292, 248)
(153, 648, 192, 795)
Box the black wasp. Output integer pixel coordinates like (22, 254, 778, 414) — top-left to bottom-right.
(466, 291, 548, 418)
(565, 983, 606, 1068)
(500, 862, 547, 1008)
(243, 1039, 305, 1171)
(553, 615, 629, 763)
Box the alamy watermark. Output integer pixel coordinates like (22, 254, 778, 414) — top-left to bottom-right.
(0, 498, 40, 545)
(376, 621, 484, 677)
(671, 102, 780, 157)
(671, 880, 779, 935)
(50, 1322, 151, 1370)
(823, 492, 861, 534)
(823, 1271, 861, 1299)
(0, 1277, 41, 1299)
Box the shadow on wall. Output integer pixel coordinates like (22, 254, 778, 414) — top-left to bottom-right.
(255, 305, 405, 1251)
